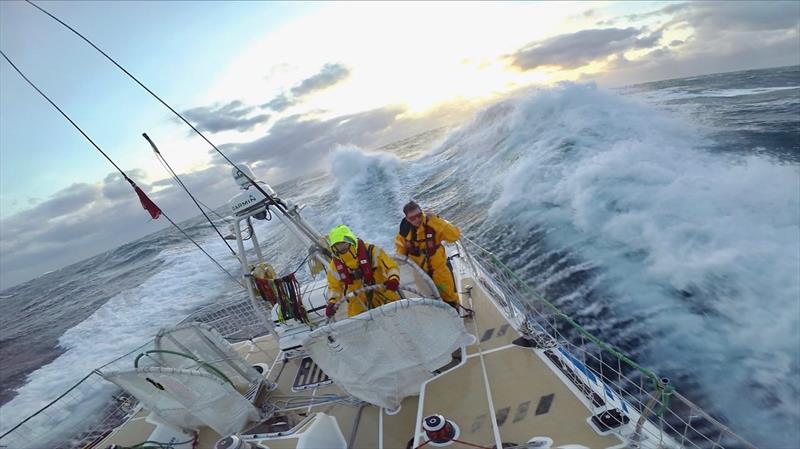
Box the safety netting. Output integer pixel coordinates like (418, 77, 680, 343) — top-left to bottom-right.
(153, 322, 265, 391)
(101, 366, 260, 437)
(302, 298, 473, 410)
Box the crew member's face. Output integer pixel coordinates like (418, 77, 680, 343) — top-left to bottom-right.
(333, 242, 351, 255)
(406, 208, 423, 227)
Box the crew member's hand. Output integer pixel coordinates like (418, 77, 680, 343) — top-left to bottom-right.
(384, 277, 400, 292)
(325, 302, 338, 318)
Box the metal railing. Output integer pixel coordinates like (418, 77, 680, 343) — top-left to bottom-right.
(0, 341, 152, 449)
(457, 237, 759, 449)
(1, 240, 761, 449)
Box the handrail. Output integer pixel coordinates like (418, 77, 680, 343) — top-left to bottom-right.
(461, 237, 663, 391)
(327, 284, 430, 323)
(133, 349, 234, 386)
(0, 339, 151, 440)
(459, 236, 760, 449)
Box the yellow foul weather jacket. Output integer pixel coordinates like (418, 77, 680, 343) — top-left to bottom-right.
(326, 240, 401, 317)
(394, 213, 461, 305)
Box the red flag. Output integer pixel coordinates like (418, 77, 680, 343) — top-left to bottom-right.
(133, 184, 162, 219)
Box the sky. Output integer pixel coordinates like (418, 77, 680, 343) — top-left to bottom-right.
(1, 1, 798, 289)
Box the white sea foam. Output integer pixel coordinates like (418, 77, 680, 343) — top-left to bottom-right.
(0, 237, 241, 442)
(325, 145, 407, 250)
(3, 82, 796, 448)
(432, 84, 799, 446)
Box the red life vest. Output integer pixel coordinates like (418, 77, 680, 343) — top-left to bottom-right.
(332, 239, 375, 286)
(404, 222, 438, 258)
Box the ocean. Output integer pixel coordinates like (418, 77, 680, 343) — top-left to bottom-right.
(1, 65, 798, 447)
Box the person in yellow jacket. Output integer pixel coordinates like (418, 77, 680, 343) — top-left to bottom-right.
(325, 225, 401, 318)
(395, 201, 461, 308)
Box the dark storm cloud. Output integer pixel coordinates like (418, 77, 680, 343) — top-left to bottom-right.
(262, 63, 351, 112)
(182, 100, 270, 133)
(508, 27, 662, 70)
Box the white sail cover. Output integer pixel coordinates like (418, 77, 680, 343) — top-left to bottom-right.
(302, 299, 473, 410)
(102, 366, 260, 437)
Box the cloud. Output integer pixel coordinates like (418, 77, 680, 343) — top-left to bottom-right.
(102, 170, 147, 201)
(228, 97, 481, 182)
(182, 100, 270, 133)
(262, 63, 351, 112)
(587, 1, 800, 86)
(290, 63, 350, 98)
(230, 106, 408, 175)
(0, 165, 238, 289)
(630, 2, 799, 33)
(262, 93, 293, 112)
(508, 27, 663, 70)
(0, 94, 483, 289)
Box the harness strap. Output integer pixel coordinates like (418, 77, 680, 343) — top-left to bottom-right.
(333, 239, 376, 286)
(403, 222, 440, 272)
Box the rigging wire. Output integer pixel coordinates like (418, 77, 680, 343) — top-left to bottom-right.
(143, 133, 236, 256)
(23, 0, 290, 216)
(24, 0, 333, 261)
(0, 50, 243, 289)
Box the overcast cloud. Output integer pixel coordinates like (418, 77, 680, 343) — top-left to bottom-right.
(262, 63, 351, 112)
(591, 1, 800, 85)
(2, 2, 797, 289)
(509, 27, 662, 70)
(511, 1, 799, 86)
(182, 100, 270, 133)
(1, 98, 475, 288)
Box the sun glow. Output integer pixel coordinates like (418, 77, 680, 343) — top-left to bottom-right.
(205, 2, 589, 120)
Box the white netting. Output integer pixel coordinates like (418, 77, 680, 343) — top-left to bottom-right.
(302, 299, 473, 410)
(153, 322, 263, 391)
(101, 367, 260, 437)
(393, 256, 441, 299)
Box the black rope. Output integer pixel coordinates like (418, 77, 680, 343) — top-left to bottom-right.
(0, 50, 127, 182)
(0, 50, 243, 289)
(24, 0, 288, 215)
(153, 155, 231, 225)
(143, 133, 236, 256)
(290, 251, 313, 276)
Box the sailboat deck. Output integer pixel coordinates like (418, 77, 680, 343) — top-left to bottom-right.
(98, 273, 623, 449)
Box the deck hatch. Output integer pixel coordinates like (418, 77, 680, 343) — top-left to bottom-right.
(535, 394, 554, 416)
(513, 401, 531, 422)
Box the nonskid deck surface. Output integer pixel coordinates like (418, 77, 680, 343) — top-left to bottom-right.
(99, 276, 622, 449)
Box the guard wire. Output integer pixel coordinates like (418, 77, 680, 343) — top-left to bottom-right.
(0, 50, 243, 289)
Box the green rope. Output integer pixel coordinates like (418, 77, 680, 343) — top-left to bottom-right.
(658, 383, 675, 416)
(473, 242, 664, 392)
(133, 349, 234, 386)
